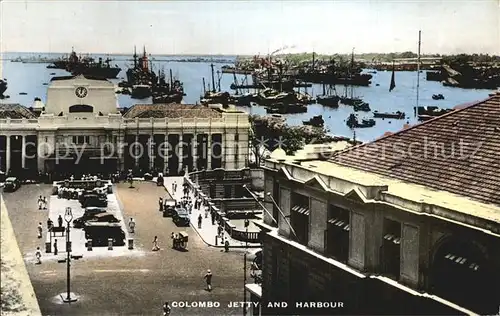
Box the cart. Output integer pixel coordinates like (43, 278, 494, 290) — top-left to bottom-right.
(172, 231, 188, 250)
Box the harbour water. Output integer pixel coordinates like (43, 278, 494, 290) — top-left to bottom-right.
(1, 52, 494, 142)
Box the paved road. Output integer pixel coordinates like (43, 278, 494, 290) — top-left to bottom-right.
(3, 182, 252, 316)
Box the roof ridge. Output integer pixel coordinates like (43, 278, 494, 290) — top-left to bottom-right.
(330, 94, 497, 159)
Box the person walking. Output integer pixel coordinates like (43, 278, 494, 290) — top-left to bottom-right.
(35, 247, 42, 264)
(217, 225, 223, 238)
(53, 239, 58, 255)
(204, 269, 212, 291)
(128, 218, 135, 233)
(198, 214, 202, 229)
(159, 197, 163, 212)
(47, 218, 53, 231)
(37, 222, 43, 238)
(57, 215, 63, 228)
(42, 196, 47, 209)
(224, 239, 229, 252)
(152, 236, 160, 251)
(38, 196, 43, 210)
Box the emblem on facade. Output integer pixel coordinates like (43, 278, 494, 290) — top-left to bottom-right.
(75, 86, 88, 98)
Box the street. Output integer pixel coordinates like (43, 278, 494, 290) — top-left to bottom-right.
(3, 181, 250, 316)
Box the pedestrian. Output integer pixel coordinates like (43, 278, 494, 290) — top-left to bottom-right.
(53, 239, 58, 255)
(211, 211, 215, 225)
(224, 239, 229, 252)
(42, 196, 47, 209)
(152, 236, 160, 251)
(38, 196, 43, 210)
(57, 215, 63, 227)
(35, 247, 42, 264)
(47, 218, 53, 231)
(188, 201, 192, 214)
(163, 301, 172, 315)
(159, 197, 163, 212)
(129, 217, 135, 233)
(198, 214, 202, 229)
(217, 225, 223, 238)
(37, 222, 43, 238)
(204, 269, 212, 291)
(205, 208, 209, 218)
(172, 182, 175, 193)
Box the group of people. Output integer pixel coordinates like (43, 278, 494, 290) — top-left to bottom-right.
(37, 196, 47, 210)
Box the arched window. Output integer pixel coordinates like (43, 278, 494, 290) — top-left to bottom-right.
(69, 104, 93, 113)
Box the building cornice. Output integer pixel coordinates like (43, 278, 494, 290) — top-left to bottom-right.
(263, 158, 500, 236)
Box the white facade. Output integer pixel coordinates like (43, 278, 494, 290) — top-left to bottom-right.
(0, 76, 250, 175)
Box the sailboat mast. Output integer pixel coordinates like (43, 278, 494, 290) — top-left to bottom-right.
(210, 63, 216, 93)
(416, 30, 421, 117)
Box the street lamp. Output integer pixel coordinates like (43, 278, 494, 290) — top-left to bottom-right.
(62, 207, 77, 303)
(243, 216, 250, 316)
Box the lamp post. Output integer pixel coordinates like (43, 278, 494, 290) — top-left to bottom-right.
(63, 207, 77, 303)
(243, 216, 250, 316)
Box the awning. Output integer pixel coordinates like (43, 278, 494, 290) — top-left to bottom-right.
(292, 205, 310, 216)
(328, 218, 350, 231)
(384, 234, 401, 245)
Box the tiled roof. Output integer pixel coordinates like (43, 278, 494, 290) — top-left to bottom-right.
(123, 103, 223, 119)
(0, 104, 36, 119)
(330, 92, 500, 206)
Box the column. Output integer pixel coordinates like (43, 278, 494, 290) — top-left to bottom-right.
(148, 134, 154, 171)
(192, 134, 197, 171)
(178, 133, 183, 174)
(134, 135, 139, 168)
(116, 133, 124, 172)
(207, 133, 212, 170)
(6, 135, 11, 173)
(21, 135, 26, 169)
(163, 133, 168, 175)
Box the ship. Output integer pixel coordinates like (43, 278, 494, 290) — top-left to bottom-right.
(47, 49, 121, 78)
(126, 46, 157, 86)
(152, 69, 185, 104)
(316, 83, 340, 107)
(373, 110, 406, 119)
(0, 79, 7, 99)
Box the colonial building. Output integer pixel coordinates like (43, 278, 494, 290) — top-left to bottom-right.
(258, 91, 500, 315)
(0, 75, 250, 177)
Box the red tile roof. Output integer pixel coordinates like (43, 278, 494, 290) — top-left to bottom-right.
(0, 104, 36, 119)
(330, 93, 500, 206)
(123, 103, 223, 119)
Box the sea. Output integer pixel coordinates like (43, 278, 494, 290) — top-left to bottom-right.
(0, 52, 495, 142)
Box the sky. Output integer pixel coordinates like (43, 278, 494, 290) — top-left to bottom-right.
(0, 0, 499, 55)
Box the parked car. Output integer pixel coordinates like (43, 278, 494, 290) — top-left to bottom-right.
(172, 208, 190, 226)
(162, 199, 177, 217)
(73, 207, 107, 228)
(80, 193, 108, 208)
(3, 177, 21, 192)
(84, 222, 125, 246)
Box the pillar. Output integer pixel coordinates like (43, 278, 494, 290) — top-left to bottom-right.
(6, 135, 11, 173)
(134, 135, 139, 168)
(163, 133, 168, 175)
(117, 133, 124, 172)
(178, 133, 183, 174)
(149, 135, 154, 171)
(207, 133, 212, 170)
(192, 134, 197, 171)
(21, 135, 26, 169)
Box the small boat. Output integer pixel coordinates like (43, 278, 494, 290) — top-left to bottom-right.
(373, 110, 406, 119)
(340, 96, 363, 105)
(432, 94, 445, 100)
(346, 113, 376, 128)
(153, 93, 183, 104)
(50, 73, 56, 75)
(19, 92, 27, 95)
(231, 93, 255, 106)
(353, 102, 371, 112)
(415, 106, 453, 121)
(265, 103, 307, 114)
(303, 115, 324, 127)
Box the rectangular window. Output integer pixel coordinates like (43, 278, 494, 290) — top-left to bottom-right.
(290, 192, 309, 245)
(326, 205, 350, 263)
(84, 136, 90, 144)
(72, 136, 77, 144)
(381, 218, 402, 279)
